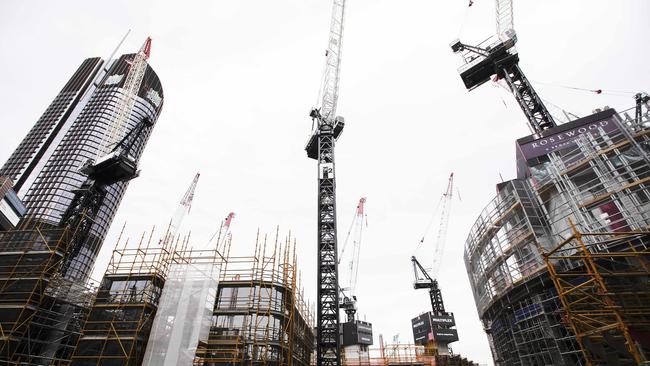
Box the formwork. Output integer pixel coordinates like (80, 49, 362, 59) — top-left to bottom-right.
(0, 216, 97, 365)
(70, 227, 223, 366)
(464, 102, 650, 366)
(193, 230, 315, 366)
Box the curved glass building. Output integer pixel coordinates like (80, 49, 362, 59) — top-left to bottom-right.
(465, 107, 650, 365)
(1, 54, 164, 282)
(0, 52, 164, 364)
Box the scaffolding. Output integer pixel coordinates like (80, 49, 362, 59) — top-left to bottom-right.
(339, 340, 478, 366)
(70, 226, 224, 366)
(545, 222, 650, 366)
(0, 217, 97, 365)
(194, 229, 315, 366)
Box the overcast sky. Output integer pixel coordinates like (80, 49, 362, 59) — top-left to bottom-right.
(1, 1, 648, 364)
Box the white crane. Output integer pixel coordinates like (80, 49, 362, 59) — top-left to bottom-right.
(338, 197, 366, 322)
(164, 173, 200, 245)
(415, 173, 455, 278)
(98, 37, 152, 159)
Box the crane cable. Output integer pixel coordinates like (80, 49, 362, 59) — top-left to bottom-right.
(413, 194, 444, 255)
(532, 81, 639, 96)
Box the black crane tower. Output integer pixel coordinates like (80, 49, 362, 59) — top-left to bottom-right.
(450, 32, 556, 134)
(306, 110, 345, 366)
(411, 256, 459, 350)
(412, 256, 446, 316)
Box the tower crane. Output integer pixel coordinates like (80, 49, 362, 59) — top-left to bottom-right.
(306, 1, 347, 365)
(338, 197, 366, 323)
(205, 212, 236, 254)
(164, 172, 200, 245)
(450, 0, 556, 134)
(59, 37, 156, 275)
(338, 198, 373, 360)
(411, 173, 458, 356)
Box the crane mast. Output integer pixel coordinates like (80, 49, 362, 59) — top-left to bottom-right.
(450, 0, 555, 134)
(339, 197, 366, 322)
(411, 256, 445, 316)
(306, 1, 347, 365)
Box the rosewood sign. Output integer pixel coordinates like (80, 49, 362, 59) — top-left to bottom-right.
(518, 116, 620, 160)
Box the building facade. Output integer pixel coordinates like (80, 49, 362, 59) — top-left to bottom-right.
(1, 54, 164, 282)
(0, 52, 164, 364)
(464, 106, 650, 365)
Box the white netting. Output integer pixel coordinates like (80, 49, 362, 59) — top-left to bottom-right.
(142, 262, 219, 366)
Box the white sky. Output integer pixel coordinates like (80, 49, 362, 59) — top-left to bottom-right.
(1, 1, 648, 365)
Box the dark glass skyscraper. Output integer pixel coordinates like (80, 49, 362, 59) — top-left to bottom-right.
(1, 53, 164, 281)
(0, 50, 164, 364)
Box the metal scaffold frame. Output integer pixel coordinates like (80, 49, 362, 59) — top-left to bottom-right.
(464, 103, 650, 366)
(70, 225, 224, 366)
(337, 340, 478, 366)
(544, 221, 650, 366)
(193, 229, 315, 366)
(0, 217, 97, 365)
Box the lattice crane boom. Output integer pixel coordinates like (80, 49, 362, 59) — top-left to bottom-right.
(431, 173, 453, 277)
(307, 1, 348, 365)
(495, 0, 514, 41)
(99, 37, 152, 158)
(167, 172, 200, 243)
(314, 0, 346, 125)
(338, 197, 366, 322)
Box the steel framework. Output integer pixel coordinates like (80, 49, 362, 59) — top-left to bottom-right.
(464, 104, 650, 365)
(545, 222, 650, 366)
(193, 229, 314, 366)
(306, 1, 347, 365)
(0, 221, 97, 364)
(70, 225, 222, 366)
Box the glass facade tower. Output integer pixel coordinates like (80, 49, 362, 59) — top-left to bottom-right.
(0, 54, 164, 281)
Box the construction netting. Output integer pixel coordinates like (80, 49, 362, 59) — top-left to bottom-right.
(142, 262, 219, 366)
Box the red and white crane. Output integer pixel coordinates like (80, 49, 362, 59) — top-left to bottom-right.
(164, 172, 200, 245)
(338, 197, 367, 322)
(98, 37, 152, 159)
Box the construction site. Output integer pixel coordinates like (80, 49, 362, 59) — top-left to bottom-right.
(0, 0, 648, 365)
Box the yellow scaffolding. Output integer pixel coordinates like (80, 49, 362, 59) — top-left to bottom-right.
(544, 220, 650, 365)
(339, 339, 478, 366)
(0, 214, 95, 364)
(70, 226, 224, 366)
(194, 229, 314, 366)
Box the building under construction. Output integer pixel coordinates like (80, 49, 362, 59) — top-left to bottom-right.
(65, 226, 315, 366)
(194, 231, 314, 366)
(341, 337, 478, 366)
(464, 101, 650, 365)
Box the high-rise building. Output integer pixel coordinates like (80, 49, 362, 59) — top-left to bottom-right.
(0, 48, 164, 364)
(464, 104, 650, 365)
(1, 52, 164, 282)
